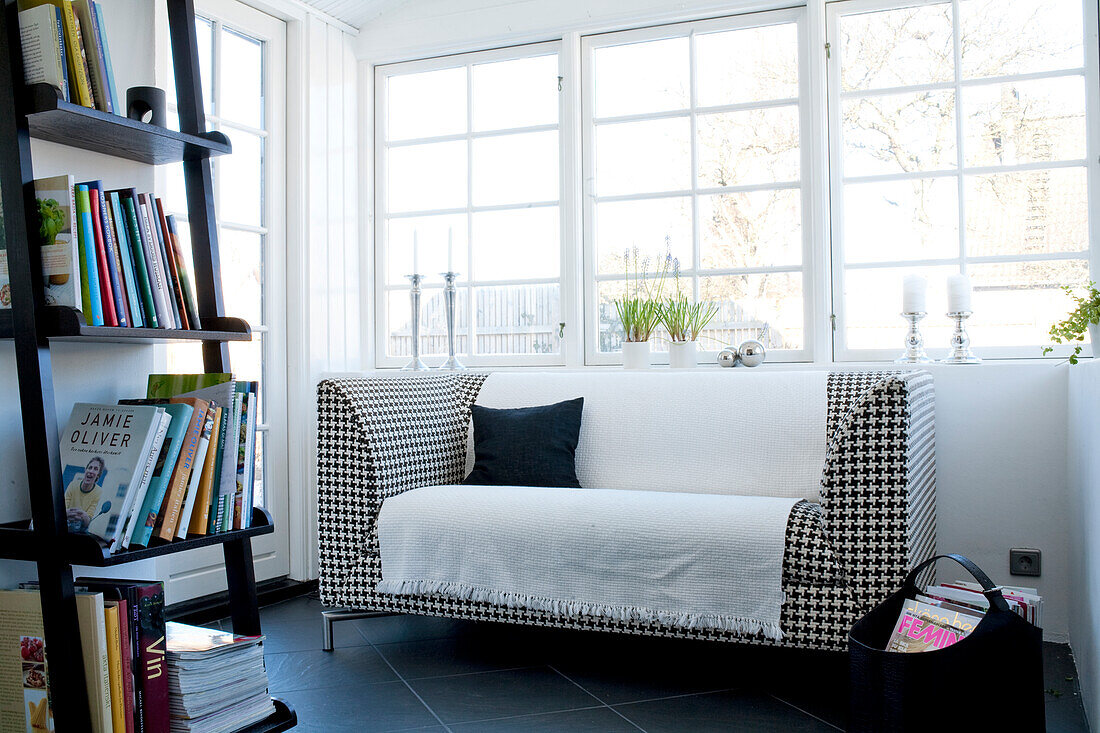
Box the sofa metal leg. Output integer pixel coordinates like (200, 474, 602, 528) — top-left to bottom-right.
(321, 609, 394, 651)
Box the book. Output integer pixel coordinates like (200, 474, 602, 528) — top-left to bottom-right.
(59, 402, 165, 547)
(76, 579, 169, 733)
(108, 190, 145, 327)
(218, 392, 244, 533)
(207, 405, 229, 535)
(114, 597, 137, 733)
(900, 598, 983, 635)
(18, 4, 68, 99)
(7, 174, 82, 311)
(70, 0, 108, 112)
(78, 180, 118, 326)
(155, 397, 209, 541)
(147, 374, 233, 398)
(241, 383, 259, 528)
(20, 0, 94, 107)
(188, 406, 221, 536)
(91, 2, 118, 113)
(120, 402, 193, 549)
(153, 198, 189, 330)
(112, 407, 169, 553)
(886, 608, 968, 653)
(115, 190, 158, 328)
(94, 185, 129, 327)
(140, 193, 180, 329)
(135, 192, 173, 329)
(75, 183, 104, 325)
(0, 589, 113, 732)
(165, 214, 201, 329)
(105, 601, 126, 733)
(176, 405, 216, 539)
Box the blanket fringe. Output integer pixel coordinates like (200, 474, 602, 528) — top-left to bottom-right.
(375, 579, 784, 641)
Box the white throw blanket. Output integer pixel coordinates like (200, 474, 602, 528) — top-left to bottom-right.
(376, 485, 800, 640)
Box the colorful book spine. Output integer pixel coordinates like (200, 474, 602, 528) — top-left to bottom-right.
(71, 0, 108, 112)
(74, 184, 104, 325)
(123, 402, 192, 548)
(46, 0, 94, 107)
(156, 398, 208, 541)
(108, 191, 144, 327)
(96, 187, 128, 326)
(115, 598, 135, 733)
(118, 192, 158, 328)
(165, 214, 201, 329)
(55, 7, 69, 100)
(176, 405, 216, 538)
(104, 602, 125, 733)
(92, 2, 118, 113)
(134, 192, 171, 328)
(140, 193, 179, 329)
(79, 180, 117, 326)
(153, 198, 189, 329)
(71, 12, 95, 108)
(206, 406, 229, 535)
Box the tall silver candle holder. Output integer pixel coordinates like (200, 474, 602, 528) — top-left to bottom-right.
(438, 271, 465, 370)
(895, 312, 932, 364)
(942, 311, 982, 364)
(402, 274, 429, 371)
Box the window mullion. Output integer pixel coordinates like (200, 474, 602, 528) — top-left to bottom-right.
(689, 30, 701, 304)
(466, 63, 476, 357)
(952, 0, 967, 275)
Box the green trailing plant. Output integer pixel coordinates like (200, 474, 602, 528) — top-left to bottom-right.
(614, 245, 671, 343)
(660, 259, 719, 342)
(1043, 281, 1100, 364)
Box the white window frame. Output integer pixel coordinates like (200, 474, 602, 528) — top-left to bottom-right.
(580, 8, 821, 365)
(827, 0, 1100, 362)
(373, 41, 575, 368)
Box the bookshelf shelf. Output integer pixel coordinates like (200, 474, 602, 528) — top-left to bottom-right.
(0, 1, 293, 730)
(22, 83, 232, 165)
(0, 306, 252, 342)
(0, 508, 275, 566)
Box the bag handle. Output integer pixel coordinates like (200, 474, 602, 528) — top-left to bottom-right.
(904, 553, 1012, 613)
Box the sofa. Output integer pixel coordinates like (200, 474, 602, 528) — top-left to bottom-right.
(316, 369, 935, 652)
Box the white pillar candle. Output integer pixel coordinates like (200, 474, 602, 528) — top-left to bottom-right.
(412, 231, 419, 275)
(447, 227, 454, 273)
(946, 274, 972, 313)
(902, 275, 927, 313)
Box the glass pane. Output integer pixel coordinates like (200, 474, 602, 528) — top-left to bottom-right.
(388, 287, 469, 357)
(219, 229, 263, 329)
(960, 0, 1084, 79)
(700, 273, 803, 350)
(228, 337, 263, 384)
(385, 213, 467, 285)
(595, 118, 690, 196)
(593, 37, 689, 117)
(165, 17, 213, 129)
(968, 259, 1088, 347)
(842, 91, 957, 177)
(387, 141, 467, 213)
(843, 177, 958, 263)
(471, 207, 559, 280)
(387, 66, 466, 141)
(697, 105, 800, 187)
(252, 431, 265, 508)
(218, 130, 263, 228)
(219, 27, 263, 128)
(965, 168, 1088, 257)
(595, 197, 691, 275)
(472, 130, 559, 206)
(474, 284, 561, 355)
(839, 4, 954, 91)
(963, 77, 1086, 168)
(844, 265, 957, 349)
(165, 162, 188, 215)
(695, 23, 798, 107)
(699, 189, 801, 270)
(472, 54, 558, 131)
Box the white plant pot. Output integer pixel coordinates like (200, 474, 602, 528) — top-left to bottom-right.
(668, 340, 698, 369)
(622, 341, 652, 370)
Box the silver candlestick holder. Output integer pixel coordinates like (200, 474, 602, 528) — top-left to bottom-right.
(895, 312, 932, 364)
(438, 271, 465, 370)
(402, 274, 429, 371)
(942, 311, 981, 364)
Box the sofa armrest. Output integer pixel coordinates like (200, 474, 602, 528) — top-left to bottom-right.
(316, 374, 487, 606)
(820, 371, 936, 610)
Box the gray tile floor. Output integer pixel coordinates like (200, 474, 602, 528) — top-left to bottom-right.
(227, 595, 1089, 732)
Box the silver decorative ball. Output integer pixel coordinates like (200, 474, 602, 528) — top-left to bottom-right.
(737, 339, 766, 367)
(717, 347, 739, 368)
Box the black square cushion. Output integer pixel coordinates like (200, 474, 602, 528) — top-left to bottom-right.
(463, 398, 584, 488)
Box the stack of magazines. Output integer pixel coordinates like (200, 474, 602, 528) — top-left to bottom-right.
(887, 580, 1043, 653)
(166, 622, 273, 733)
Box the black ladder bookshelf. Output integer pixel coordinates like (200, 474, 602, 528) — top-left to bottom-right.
(0, 1, 295, 730)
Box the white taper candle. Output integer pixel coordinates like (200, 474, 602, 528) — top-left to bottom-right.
(412, 231, 419, 275)
(447, 227, 454, 273)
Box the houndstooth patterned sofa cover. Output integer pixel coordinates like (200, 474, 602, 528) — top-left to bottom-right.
(316, 370, 935, 652)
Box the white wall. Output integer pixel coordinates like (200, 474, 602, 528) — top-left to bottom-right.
(0, 0, 159, 590)
(1069, 361, 1100, 724)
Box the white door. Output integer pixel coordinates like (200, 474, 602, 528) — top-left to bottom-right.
(157, 0, 289, 604)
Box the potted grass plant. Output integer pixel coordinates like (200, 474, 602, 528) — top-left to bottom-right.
(1043, 281, 1100, 364)
(660, 260, 719, 369)
(614, 247, 670, 369)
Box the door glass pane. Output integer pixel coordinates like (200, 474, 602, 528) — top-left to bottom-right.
(959, 0, 1084, 79)
(699, 189, 802, 270)
(695, 23, 798, 106)
(595, 118, 690, 196)
(474, 284, 561, 355)
(472, 54, 558, 131)
(387, 141, 467, 212)
(844, 265, 957, 350)
(697, 105, 800, 187)
(967, 259, 1088, 346)
(965, 168, 1088, 257)
(595, 197, 691, 275)
(700, 273, 804, 350)
(471, 208, 560, 280)
(219, 131, 264, 227)
(842, 91, 957, 176)
(472, 130, 559, 206)
(218, 229, 263, 329)
(843, 177, 958, 263)
(387, 67, 466, 140)
(593, 37, 689, 117)
(839, 3, 954, 91)
(385, 214, 467, 285)
(219, 27, 263, 128)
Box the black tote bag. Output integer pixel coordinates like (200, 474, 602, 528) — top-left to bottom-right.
(849, 553, 1044, 731)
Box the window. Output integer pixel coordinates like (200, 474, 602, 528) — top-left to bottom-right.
(582, 10, 814, 364)
(829, 0, 1095, 359)
(375, 43, 566, 367)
